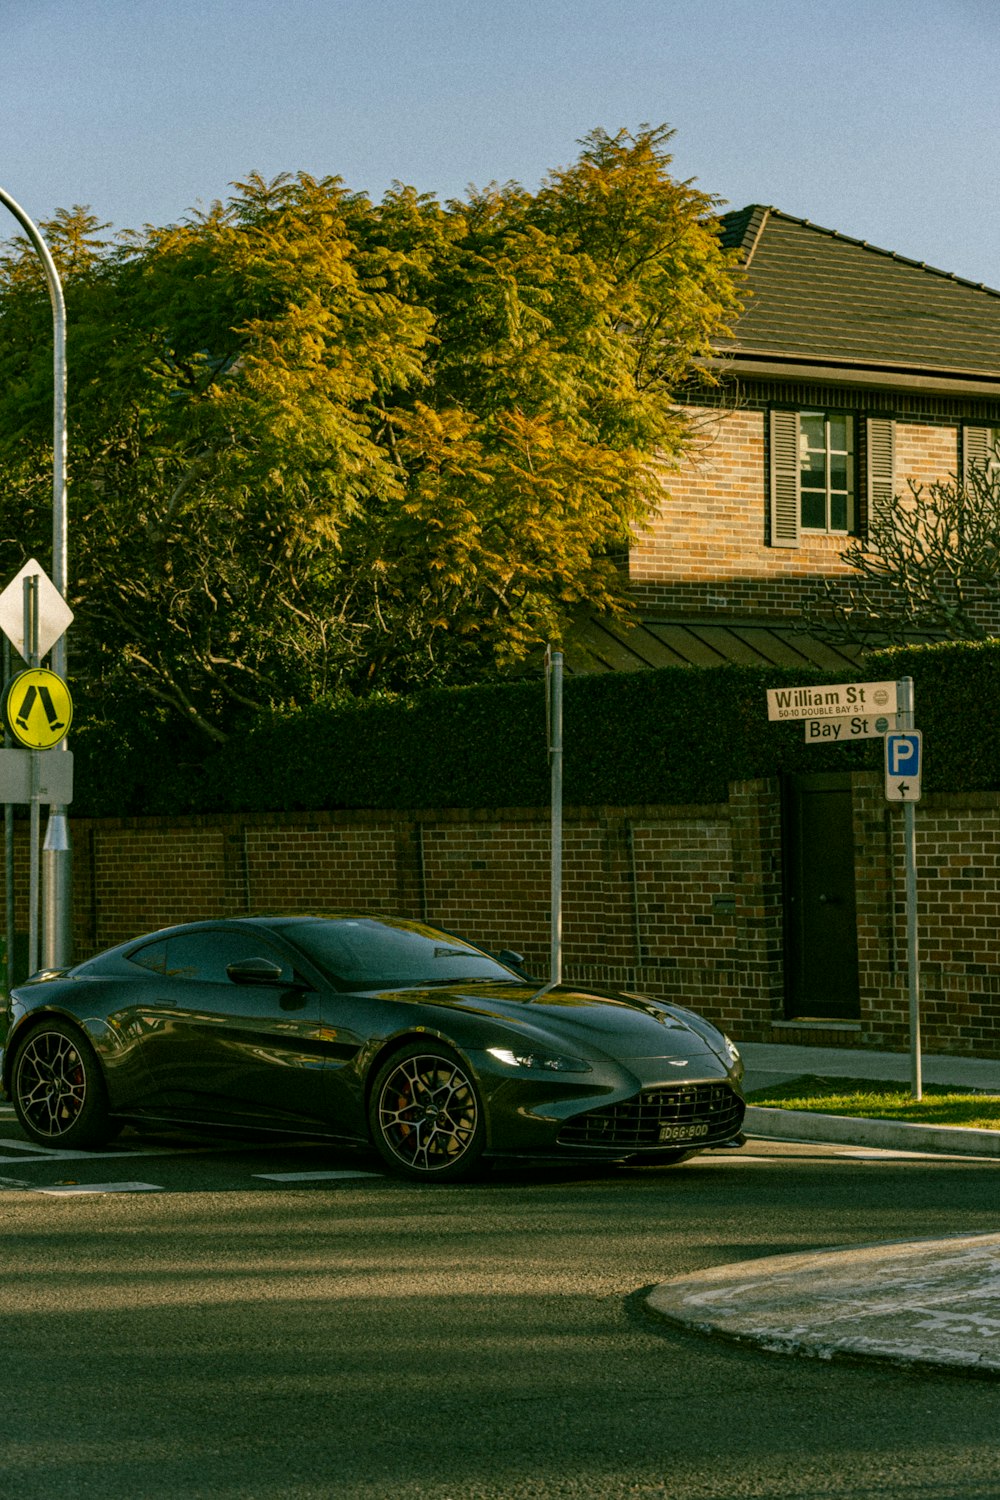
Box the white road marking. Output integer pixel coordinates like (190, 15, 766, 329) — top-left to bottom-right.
(744, 1136, 970, 1162)
(843, 1147, 982, 1161)
(0, 1142, 188, 1163)
(253, 1169, 380, 1182)
(0, 1134, 257, 1163)
(33, 1181, 163, 1195)
(701, 1154, 776, 1163)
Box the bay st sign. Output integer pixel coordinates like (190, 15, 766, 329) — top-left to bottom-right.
(765, 679, 898, 721)
(805, 713, 897, 742)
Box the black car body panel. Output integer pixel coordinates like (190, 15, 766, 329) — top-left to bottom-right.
(1, 915, 745, 1176)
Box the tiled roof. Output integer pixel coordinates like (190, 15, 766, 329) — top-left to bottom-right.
(563, 614, 864, 675)
(715, 207, 1000, 380)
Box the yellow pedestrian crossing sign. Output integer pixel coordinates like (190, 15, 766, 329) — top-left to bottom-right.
(4, 668, 73, 749)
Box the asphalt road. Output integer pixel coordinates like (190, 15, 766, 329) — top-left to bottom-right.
(1, 1107, 998, 1500)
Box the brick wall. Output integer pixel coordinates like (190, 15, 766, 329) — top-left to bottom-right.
(7, 778, 997, 1060)
(894, 422, 958, 490)
(858, 788, 1000, 1056)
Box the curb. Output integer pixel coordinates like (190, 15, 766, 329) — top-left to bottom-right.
(645, 1233, 1000, 1379)
(745, 1104, 1000, 1158)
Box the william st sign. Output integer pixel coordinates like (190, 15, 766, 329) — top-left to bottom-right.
(765, 679, 898, 722)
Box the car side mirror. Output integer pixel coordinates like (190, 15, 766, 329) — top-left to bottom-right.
(498, 949, 525, 971)
(227, 957, 285, 985)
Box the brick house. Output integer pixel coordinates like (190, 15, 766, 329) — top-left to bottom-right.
(573, 203, 1000, 669)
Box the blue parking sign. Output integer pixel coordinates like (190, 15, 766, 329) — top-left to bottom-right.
(885, 731, 922, 802)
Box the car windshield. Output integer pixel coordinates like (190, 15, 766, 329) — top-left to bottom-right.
(283, 918, 517, 991)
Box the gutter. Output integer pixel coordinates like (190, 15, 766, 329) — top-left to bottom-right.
(702, 352, 1000, 399)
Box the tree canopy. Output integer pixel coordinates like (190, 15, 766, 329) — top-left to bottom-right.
(0, 126, 741, 744)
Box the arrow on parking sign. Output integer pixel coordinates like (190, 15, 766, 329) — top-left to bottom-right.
(885, 731, 922, 802)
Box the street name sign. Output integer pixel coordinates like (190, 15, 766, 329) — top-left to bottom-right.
(0, 747, 73, 804)
(885, 731, 922, 802)
(0, 558, 73, 661)
(766, 679, 898, 722)
(805, 713, 897, 742)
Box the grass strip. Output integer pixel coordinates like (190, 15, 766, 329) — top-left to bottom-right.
(745, 1075, 1000, 1130)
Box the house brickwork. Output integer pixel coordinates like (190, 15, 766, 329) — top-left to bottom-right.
(8, 782, 996, 1059)
(893, 422, 958, 491)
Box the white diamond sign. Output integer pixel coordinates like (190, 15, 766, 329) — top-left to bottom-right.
(0, 558, 73, 661)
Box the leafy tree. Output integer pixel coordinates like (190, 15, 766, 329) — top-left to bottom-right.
(809, 454, 1000, 646)
(0, 126, 740, 743)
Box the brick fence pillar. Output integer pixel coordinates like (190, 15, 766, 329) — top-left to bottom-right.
(729, 777, 784, 1038)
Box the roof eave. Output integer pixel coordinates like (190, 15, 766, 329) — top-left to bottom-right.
(702, 352, 1000, 399)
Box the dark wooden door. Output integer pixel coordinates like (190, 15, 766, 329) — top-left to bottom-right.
(781, 773, 860, 1020)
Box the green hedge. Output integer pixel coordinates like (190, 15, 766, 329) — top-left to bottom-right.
(70, 639, 1000, 818)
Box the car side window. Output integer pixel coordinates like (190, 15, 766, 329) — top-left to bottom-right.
(129, 930, 294, 984)
(130, 939, 169, 974)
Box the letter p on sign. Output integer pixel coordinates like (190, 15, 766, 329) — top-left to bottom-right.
(885, 731, 922, 801)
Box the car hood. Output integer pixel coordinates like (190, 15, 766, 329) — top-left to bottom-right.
(394, 980, 730, 1063)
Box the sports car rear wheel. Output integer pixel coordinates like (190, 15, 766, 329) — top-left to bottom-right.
(369, 1043, 486, 1182)
(11, 1020, 114, 1150)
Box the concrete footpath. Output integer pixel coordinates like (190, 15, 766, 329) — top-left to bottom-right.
(645, 1042, 1000, 1378)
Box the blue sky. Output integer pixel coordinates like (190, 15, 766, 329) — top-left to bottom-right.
(4, 0, 1000, 287)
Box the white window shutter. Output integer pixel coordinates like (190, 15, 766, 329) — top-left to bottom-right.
(963, 425, 992, 482)
(769, 410, 800, 547)
(866, 417, 895, 518)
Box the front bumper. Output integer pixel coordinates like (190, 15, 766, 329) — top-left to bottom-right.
(472, 1049, 745, 1161)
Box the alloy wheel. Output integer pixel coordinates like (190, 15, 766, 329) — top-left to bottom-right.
(12, 1021, 113, 1149)
(15, 1028, 89, 1139)
(375, 1051, 482, 1176)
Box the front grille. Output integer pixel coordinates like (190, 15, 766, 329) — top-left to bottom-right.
(558, 1082, 745, 1151)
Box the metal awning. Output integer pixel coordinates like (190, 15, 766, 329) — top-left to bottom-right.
(563, 615, 866, 675)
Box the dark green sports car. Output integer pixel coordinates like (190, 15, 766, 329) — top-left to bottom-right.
(1, 914, 746, 1181)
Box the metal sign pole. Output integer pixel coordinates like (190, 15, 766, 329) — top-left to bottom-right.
(2, 638, 12, 996)
(0, 187, 71, 969)
(547, 649, 564, 988)
(23, 576, 40, 977)
(897, 676, 921, 1100)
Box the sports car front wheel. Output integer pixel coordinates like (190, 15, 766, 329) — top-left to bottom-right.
(369, 1044, 487, 1182)
(11, 1021, 114, 1150)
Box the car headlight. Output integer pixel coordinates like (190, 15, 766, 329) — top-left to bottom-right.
(486, 1046, 591, 1074)
(723, 1034, 741, 1067)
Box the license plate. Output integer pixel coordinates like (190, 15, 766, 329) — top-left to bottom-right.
(659, 1122, 709, 1142)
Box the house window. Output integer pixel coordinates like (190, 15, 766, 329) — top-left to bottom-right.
(770, 410, 891, 549)
(798, 412, 854, 532)
(963, 426, 1000, 480)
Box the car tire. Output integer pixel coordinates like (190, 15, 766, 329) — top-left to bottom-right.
(369, 1042, 487, 1182)
(11, 1020, 115, 1150)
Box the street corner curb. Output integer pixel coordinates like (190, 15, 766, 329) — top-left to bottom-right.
(744, 1104, 1000, 1157)
(645, 1233, 1000, 1379)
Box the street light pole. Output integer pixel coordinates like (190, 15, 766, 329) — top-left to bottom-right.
(0, 187, 72, 968)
